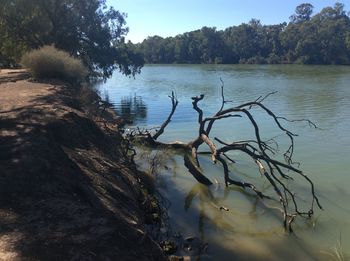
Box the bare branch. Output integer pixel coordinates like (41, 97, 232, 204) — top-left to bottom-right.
(256, 91, 278, 103)
(200, 133, 218, 163)
(153, 91, 178, 140)
(131, 85, 322, 232)
(277, 116, 319, 129)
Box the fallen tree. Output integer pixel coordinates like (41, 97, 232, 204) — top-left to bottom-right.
(127, 82, 322, 232)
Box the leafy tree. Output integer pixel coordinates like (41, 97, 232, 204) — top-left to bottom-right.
(265, 23, 286, 60)
(199, 27, 224, 63)
(0, 0, 143, 78)
(224, 20, 267, 63)
(141, 36, 165, 63)
(187, 31, 202, 63)
(174, 35, 190, 63)
(290, 3, 314, 23)
(311, 3, 350, 64)
(0, 0, 45, 65)
(134, 2, 350, 65)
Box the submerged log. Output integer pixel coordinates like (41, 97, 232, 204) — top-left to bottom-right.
(184, 153, 213, 186)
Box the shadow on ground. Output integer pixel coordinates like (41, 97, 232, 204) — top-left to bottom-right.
(0, 75, 164, 260)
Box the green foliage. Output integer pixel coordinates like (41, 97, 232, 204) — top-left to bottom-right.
(290, 3, 314, 23)
(21, 45, 88, 82)
(0, 0, 143, 78)
(135, 2, 350, 65)
(3, 1, 349, 68)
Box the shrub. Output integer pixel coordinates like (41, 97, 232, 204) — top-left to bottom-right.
(21, 45, 88, 82)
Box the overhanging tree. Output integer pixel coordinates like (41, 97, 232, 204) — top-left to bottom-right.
(0, 0, 143, 78)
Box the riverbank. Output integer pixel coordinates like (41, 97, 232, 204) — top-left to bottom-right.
(0, 70, 165, 260)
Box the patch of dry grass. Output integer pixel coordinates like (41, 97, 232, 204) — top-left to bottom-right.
(21, 45, 87, 82)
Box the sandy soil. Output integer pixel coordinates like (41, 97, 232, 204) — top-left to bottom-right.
(0, 70, 164, 260)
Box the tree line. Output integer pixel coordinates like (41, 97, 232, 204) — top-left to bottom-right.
(133, 3, 350, 65)
(0, 0, 143, 79)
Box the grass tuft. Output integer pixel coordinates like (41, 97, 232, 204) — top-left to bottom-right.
(21, 45, 88, 83)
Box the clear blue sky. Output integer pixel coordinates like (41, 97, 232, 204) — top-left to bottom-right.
(107, 0, 347, 43)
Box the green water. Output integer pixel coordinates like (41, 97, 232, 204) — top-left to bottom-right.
(96, 64, 350, 260)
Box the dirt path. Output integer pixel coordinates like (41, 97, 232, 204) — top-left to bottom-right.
(0, 71, 164, 260)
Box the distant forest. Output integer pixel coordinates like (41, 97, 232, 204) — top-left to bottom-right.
(131, 3, 350, 65)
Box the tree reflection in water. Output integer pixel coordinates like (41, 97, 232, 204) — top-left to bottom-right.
(118, 95, 147, 123)
(184, 180, 280, 239)
(184, 183, 233, 239)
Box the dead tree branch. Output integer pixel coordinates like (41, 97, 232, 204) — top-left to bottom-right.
(153, 91, 178, 140)
(132, 86, 322, 232)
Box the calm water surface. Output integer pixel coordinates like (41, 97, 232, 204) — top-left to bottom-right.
(96, 65, 350, 260)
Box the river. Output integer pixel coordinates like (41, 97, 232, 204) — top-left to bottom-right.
(96, 64, 350, 260)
